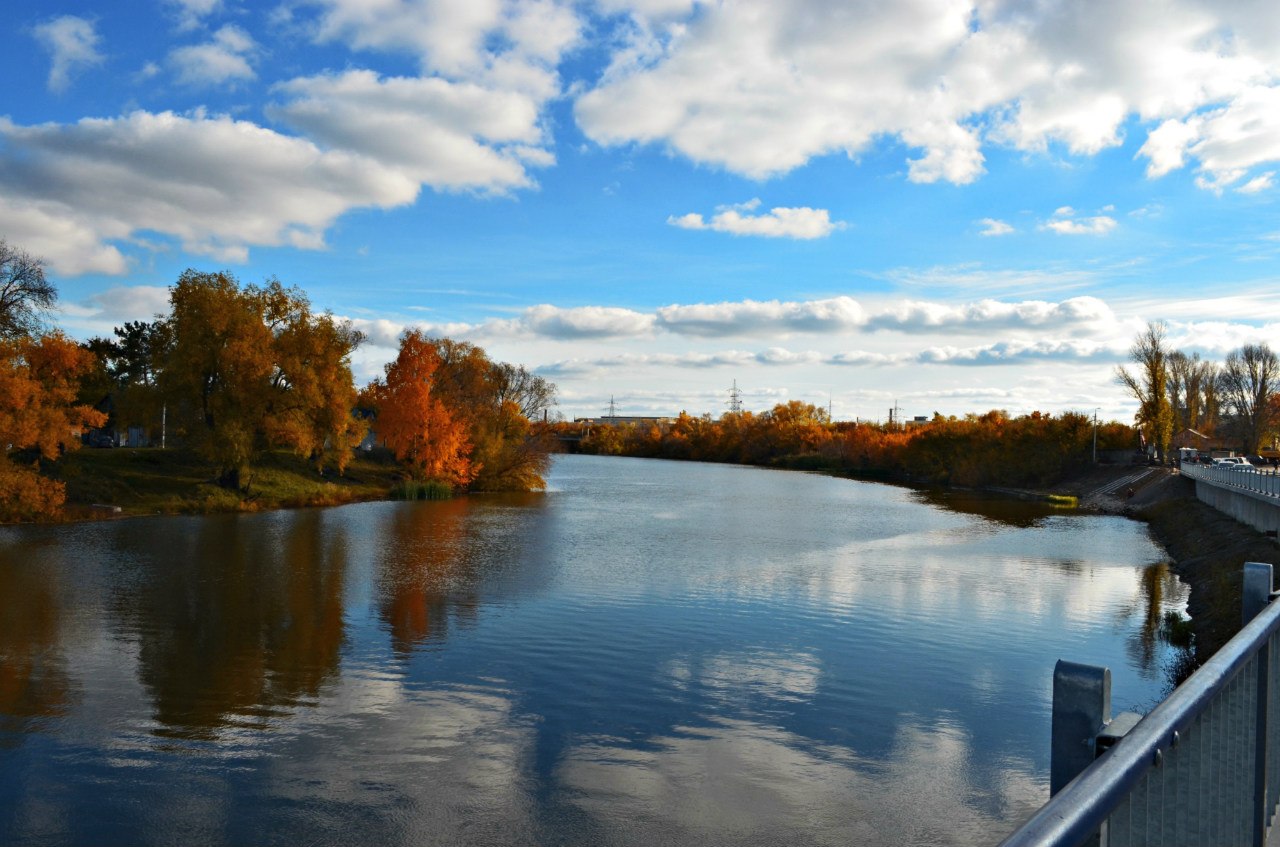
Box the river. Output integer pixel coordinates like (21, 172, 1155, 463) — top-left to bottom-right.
(0, 454, 1185, 845)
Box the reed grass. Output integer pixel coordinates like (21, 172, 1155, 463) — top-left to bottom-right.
(391, 479, 454, 501)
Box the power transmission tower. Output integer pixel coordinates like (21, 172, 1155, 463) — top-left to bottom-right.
(606, 395, 618, 420)
(727, 380, 743, 414)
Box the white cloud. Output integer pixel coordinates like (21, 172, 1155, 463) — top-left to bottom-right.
(164, 0, 224, 31)
(0, 197, 128, 276)
(169, 25, 257, 87)
(668, 201, 845, 239)
(271, 70, 547, 192)
(33, 15, 104, 93)
(523, 304, 655, 339)
(978, 218, 1014, 236)
(656, 297, 866, 337)
(0, 111, 417, 273)
(865, 296, 1115, 335)
(914, 339, 1123, 366)
(576, 0, 1280, 190)
(1141, 86, 1280, 191)
(1042, 208, 1117, 236)
(59, 285, 171, 324)
(305, 0, 581, 97)
(1236, 171, 1275, 194)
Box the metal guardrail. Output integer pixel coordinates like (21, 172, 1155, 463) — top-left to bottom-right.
(999, 562, 1280, 847)
(1181, 462, 1280, 499)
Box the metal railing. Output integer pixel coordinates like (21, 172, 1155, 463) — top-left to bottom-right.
(999, 562, 1280, 847)
(1181, 462, 1280, 499)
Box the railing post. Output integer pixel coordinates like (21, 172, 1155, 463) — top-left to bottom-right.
(1052, 660, 1111, 796)
(1244, 562, 1273, 626)
(1245, 563, 1274, 847)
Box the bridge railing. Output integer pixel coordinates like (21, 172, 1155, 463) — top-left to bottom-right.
(999, 562, 1280, 847)
(1181, 462, 1280, 498)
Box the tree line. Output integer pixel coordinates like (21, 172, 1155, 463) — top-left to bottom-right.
(1116, 322, 1279, 461)
(0, 241, 555, 522)
(554, 403, 1136, 488)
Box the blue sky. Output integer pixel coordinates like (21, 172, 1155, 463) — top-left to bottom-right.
(4, 0, 1279, 422)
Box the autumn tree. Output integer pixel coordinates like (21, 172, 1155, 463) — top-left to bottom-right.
(0, 240, 57, 340)
(1221, 342, 1280, 452)
(265, 303, 365, 473)
(367, 330, 475, 486)
(1116, 321, 1173, 461)
(0, 333, 107, 520)
(159, 271, 276, 487)
(1167, 350, 1219, 434)
(425, 338, 555, 491)
(159, 270, 364, 488)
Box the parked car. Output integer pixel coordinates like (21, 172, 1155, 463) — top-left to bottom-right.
(1212, 456, 1245, 466)
(88, 433, 115, 448)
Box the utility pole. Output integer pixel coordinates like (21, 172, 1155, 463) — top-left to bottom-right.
(1093, 408, 1100, 464)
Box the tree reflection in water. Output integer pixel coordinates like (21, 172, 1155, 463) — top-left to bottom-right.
(112, 510, 349, 738)
(0, 556, 73, 745)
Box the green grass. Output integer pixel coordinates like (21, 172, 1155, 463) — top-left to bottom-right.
(1044, 493, 1079, 507)
(53, 447, 404, 518)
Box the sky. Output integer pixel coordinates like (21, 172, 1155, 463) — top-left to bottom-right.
(4, 0, 1280, 423)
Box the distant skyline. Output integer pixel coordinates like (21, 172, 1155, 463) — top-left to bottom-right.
(5, 0, 1280, 422)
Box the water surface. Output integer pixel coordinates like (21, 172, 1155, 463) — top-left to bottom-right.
(0, 454, 1185, 845)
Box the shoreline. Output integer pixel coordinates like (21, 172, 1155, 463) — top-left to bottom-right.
(27, 451, 1280, 667)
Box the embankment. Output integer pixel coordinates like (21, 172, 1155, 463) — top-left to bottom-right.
(1129, 473, 1279, 660)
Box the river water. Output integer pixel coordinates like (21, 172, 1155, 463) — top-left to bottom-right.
(0, 454, 1185, 846)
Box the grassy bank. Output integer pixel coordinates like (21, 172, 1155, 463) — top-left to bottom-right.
(50, 447, 406, 519)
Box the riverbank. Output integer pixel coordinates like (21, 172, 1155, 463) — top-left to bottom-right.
(49, 447, 405, 520)
(1058, 465, 1279, 662)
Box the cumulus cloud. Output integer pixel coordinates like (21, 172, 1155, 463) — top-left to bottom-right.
(914, 339, 1123, 366)
(0, 111, 417, 273)
(165, 0, 224, 30)
(1235, 171, 1274, 195)
(865, 296, 1115, 335)
(522, 304, 655, 339)
(978, 218, 1014, 236)
(537, 336, 1125, 377)
(33, 15, 104, 93)
(271, 70, 549, 192)
(656, 297, 865, 337)
(1141, 87, 1280, 191)
(59, 286, 171, 324)
(1042, 207, 1117, 236)
(305, 0, 581, 97)
(668, 200, 845, 239)
(169, 25, 257, 86)
(576, 0, 1280, 191)
(0, 197, 128, 276)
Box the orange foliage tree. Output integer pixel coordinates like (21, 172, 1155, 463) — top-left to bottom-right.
(367, 331, 476, 487)
(0, 333, 107, 521)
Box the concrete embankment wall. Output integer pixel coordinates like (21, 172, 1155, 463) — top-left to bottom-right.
(1192, 479, 1280, 537)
